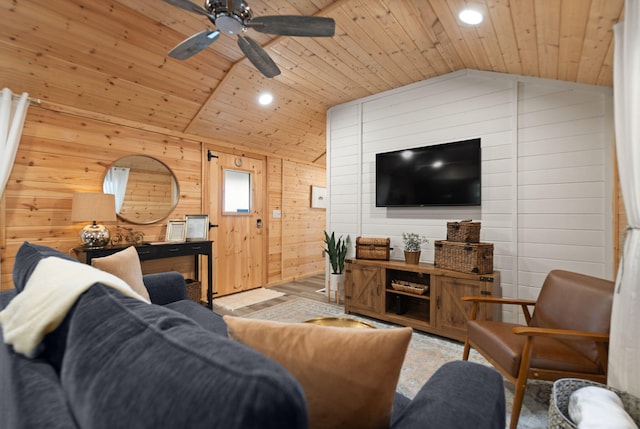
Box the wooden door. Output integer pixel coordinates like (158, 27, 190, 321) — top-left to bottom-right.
(345, 263, 383, 314)
(207, 151, 265, 296)
(435, 276, 493, 340)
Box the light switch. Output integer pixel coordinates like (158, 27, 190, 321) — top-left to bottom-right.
(273, 210, 282, 219)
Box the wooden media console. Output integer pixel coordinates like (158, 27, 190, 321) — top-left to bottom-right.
(344, 258, 500, 342)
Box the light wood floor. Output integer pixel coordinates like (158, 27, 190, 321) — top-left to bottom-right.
(211, 274, 332, 316)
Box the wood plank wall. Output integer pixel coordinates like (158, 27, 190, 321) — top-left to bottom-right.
(282, 161, 326, 281)
(0, 104, 325, 290)
(327, 69, 614, 324)
(266, 158, 326, 285)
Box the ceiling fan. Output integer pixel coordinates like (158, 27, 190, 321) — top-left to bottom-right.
(163, 0, 336, 78)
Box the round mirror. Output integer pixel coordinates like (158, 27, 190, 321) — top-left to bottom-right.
(103, 155, 179, 225)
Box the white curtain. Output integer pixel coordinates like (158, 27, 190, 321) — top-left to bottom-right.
(103, 167, 130, 213)
(0, 88, 30, 289)
(609, 0, 640, 396)
(0, 88, 30, 197)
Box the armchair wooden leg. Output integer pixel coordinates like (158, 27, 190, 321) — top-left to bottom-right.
(462, 338, 471, 360)
(463, 302, 479, 361)
(509, 380, 526, 429)
(509, 337, 534, 429)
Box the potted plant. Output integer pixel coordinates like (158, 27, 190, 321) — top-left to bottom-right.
(323, 231, 349, 298)
(402, 232, 428, 264)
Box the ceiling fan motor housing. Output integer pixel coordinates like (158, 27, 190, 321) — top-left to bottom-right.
(206, 0, 252, 35)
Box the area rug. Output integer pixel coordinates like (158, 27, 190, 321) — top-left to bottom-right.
(245, 297, 551, 429)
(211, 288, 285, 311)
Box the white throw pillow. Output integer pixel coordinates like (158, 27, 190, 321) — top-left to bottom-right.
(569, 386, 638, 429)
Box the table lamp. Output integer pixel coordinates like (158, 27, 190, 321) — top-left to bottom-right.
(71, 193, 117, 248)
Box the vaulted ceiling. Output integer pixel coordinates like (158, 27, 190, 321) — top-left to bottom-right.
(1, 0, 624, 165)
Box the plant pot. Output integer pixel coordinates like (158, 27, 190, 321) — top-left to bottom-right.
(328, 273, 345, 303)
(329, 273, 345, 293)
(404, 250, 421, 264)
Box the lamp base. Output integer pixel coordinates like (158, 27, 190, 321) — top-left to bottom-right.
(80, 223, 111, 248)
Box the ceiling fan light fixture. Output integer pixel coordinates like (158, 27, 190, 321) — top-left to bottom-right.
(459, 9, 483, 25)
(258, 93, 273, 105)
(215, 14, 245, 35)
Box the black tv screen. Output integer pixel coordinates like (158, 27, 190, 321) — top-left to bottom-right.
(376, 138, 481, 207)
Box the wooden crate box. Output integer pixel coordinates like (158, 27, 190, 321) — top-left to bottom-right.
(355, 237, 390, 260)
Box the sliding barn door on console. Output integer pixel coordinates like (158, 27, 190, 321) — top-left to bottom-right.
(206, 150, 265, 296)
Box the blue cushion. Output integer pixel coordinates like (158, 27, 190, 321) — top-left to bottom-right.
(12, 242, 77, 292)
(391, 361, 505, 429)
(165, 300, 229, 336)
(60, 284, 308, 429)
(0, 290, 78, 428)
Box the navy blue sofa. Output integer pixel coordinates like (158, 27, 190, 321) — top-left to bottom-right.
(0, 242, 506, 429)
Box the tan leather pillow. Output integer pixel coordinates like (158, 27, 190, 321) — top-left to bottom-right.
(91, 246, 150, 301)
(224, 316, 412, 429)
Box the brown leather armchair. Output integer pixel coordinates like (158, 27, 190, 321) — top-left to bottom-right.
(461, 270, 614, 429)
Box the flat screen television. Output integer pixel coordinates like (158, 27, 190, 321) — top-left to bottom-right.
(376, 138, 481, 207)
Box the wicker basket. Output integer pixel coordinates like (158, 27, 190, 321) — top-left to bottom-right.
(434, 240, 493, 274)
(391, 280, 429, 295)
(356, 237, 390, 260)
(548, 379, 640, 429)
(447, 221, 481, 243)
(185, 279, 202, 303)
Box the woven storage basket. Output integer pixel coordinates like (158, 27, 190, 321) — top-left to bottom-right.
(391, 280, 429, 295)
(434, 240, 493, 274)
(447, 221, 481, 243)
(185, 279, 202, 303)
(548, 378, 640, 429)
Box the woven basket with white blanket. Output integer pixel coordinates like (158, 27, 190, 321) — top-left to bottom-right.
(548, 378, 640, 429)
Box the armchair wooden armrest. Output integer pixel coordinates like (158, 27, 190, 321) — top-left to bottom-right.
(462, 296, 536, 306)
(512, 326, 610, 373)
(462, 296, 537, 323)
(511, 326, 609, 341)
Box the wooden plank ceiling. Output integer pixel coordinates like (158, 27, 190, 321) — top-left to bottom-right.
(0, 0, 624, 165)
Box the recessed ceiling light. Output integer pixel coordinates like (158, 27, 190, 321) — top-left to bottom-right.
(258, 93, 273, 106)
(459, 9, 483, 25)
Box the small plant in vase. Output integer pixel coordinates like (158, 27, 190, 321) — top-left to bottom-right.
(402, 232, 428, 264)
(323, 231, 350, 299)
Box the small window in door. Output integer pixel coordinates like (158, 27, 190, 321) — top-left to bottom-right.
(223, 169, 251, 214)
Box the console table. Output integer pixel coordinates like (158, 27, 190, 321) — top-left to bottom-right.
(74, 241, 215, 308)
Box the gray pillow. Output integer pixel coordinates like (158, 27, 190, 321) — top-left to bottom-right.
(12, 242, 77, 292)
(60, 284, 308, 429)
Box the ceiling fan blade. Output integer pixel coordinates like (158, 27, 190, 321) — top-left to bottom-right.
(162, 0, 213, 17)
(237, 35, 281, 78)
(168, 30, 220, 60)
(248, 16, 335, 37)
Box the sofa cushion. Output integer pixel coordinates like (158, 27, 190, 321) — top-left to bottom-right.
(1, 251, 146, 357)
(165, 300, 229, 337)
(91, 246, 150, 301)
(390, 361, 505, 429)
(143, 271, 188, 305)
(224, 316, 412, 429)
(60, 284, 307, 429)
(12, 242, 77, 292)
(0, 290, 78, 429)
